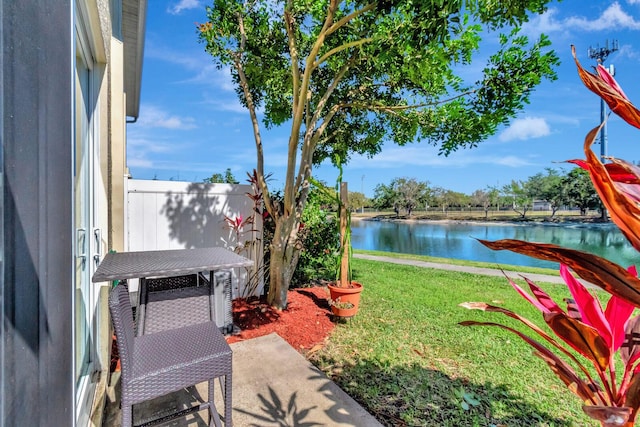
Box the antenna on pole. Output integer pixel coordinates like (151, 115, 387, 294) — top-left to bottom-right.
(587, 40, 619, 162)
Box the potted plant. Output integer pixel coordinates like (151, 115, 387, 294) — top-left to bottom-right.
(315, 158, 363, 318)
(460, 46, 640, 427)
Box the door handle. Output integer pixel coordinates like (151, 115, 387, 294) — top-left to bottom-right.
(76, 228, 87, 263)
(93, 228, 102, 264)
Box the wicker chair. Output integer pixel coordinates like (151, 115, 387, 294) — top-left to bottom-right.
(109, 283, 232, 427)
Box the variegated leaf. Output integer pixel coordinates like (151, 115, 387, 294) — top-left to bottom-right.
(544, 312, 610, 372)
(583, 125, 640, 253)
(621, 315, 640, 367)
(573, 45, 640, 129)
(624, 371, 640, 416)
(477, 239, 640, 308)
(460, 320, 598, 404)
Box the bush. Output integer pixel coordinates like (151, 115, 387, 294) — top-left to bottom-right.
(262, 189, 339, 288)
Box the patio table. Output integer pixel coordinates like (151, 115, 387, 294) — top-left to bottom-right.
(92, 247, 253, 334)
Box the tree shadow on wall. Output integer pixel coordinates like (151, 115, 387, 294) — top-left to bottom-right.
(161, 183, 234, 249)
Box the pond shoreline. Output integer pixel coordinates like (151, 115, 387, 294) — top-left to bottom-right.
(353, 214, 614, 228)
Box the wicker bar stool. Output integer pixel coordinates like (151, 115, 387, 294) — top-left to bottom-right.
(109, 283, 232, 427)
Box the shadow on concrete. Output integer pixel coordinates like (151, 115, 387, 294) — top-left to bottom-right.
(235, 386, 321, 427)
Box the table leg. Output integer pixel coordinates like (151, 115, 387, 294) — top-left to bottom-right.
(136, 277, 147, 335)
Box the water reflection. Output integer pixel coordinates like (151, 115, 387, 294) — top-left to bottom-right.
(351, 220, 639, 269)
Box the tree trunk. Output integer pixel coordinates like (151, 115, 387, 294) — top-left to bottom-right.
(266, 216, 300, 309)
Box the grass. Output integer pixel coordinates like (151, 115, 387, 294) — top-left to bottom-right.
(310, 257, 601, 426)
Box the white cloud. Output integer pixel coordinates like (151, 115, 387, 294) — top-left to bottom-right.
(499, 117, 551, 142)
(347, 145, 536, 169)
(524, 3, 640, 37)
(524, 8, 566, 34)
(565, 2, 640, 31)
(167, 0, 201, 15)
(144, 43, 236, 92)
(127, 157, 154, 168)
(137, 105, 197, 130)
(617, 44, 640, 60)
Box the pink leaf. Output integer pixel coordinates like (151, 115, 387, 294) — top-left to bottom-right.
(596, 64, 628, 99)
(505, 275, 553, 313)
(560, 264, 612, 347)
(522, 276, 564, 314)
(607, 266, 640, 351)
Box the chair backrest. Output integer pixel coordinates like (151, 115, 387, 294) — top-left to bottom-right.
(108, 283, 136, 381)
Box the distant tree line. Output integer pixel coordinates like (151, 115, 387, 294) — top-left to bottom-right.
(368, 167, 602, 219)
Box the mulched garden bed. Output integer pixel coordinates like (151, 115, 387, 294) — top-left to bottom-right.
(111, 286, 335, 372)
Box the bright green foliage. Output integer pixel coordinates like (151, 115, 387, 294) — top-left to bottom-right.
(563, 167, 600, 216)
(527, 168, 567, 217)
(198, 0, 559, 308)
(292, 191, 340, 286)
(501, 179, 534, 218)
(348, 191, 369, 212)
(373, 177, 431, 217)
(203, 168, 239, 184)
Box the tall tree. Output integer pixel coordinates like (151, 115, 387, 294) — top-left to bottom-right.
(502, 179, 533, 218)
(472, 187, 499, 219)
(563, 167, 600, 216)
(199, 0, 559, 308)
(527, 168, 566, 218)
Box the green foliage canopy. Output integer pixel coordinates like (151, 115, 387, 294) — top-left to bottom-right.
(198, 0, 560, 308)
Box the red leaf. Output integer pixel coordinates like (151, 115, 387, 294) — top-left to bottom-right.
(604, 292, 636, 352)
(505, 275, 558, 313)
(573, 45, 640, 129)
(544, 312, 610, 372)
(559, 264, 611, 348)
(478, 239, 640, 308)
(621, 315, 640, 368)
(566, 159, 640, 184)
(582, 125, 640, 252)
(460, 320, 599, 404)
(596, 64, 628, 99)
(521, 276, 563, 314)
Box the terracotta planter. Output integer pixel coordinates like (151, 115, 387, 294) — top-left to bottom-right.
(328, 281, 363, 318)
(583, 405, 634, 427)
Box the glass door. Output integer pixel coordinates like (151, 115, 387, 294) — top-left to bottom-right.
(74, 36, 98, 426)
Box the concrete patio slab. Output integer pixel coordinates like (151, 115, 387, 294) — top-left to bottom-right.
(103, 333, 382, 426)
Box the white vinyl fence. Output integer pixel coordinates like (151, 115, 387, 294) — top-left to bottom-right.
(125, 179, 263, 298)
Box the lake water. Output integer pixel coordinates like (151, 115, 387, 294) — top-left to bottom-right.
(351, 220, 639, 269)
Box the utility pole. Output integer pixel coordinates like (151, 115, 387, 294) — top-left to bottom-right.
(361, 175, 365, 213)
(588, 39, 619, 162)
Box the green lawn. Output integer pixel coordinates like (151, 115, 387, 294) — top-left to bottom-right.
(310, 257, 599, 426)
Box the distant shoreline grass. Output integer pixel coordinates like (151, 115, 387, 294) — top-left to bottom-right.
(354, 249, 560, 276)
(353, 209, 606, 225)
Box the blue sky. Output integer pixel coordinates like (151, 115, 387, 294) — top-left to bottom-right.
(129, 0, 640, 197)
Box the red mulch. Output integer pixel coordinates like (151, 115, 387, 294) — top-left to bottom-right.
(110, 286, 335, 372)
(226, 286, 336, 353)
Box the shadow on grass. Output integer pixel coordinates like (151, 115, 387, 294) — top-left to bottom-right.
(311, 355, 583, 427)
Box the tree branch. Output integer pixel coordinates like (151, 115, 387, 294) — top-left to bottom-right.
(235, 11, 275, 218)
(314, 38, 373, 68)
(326, 2, 376, 36)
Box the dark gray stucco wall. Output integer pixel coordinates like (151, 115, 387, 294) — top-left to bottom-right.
(1, 1, 74, 426)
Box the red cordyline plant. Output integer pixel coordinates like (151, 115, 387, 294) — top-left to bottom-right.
(460, 45, 640, 427)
